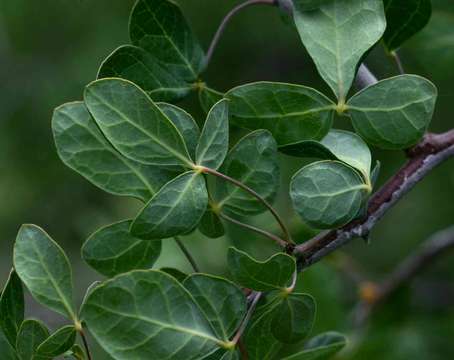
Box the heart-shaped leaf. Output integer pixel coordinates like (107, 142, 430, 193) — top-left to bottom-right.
(81, 270, 224, 359)
(282, 332, 347, 360)
(225, 82, 335, 146)
(82, 220, 162, 277)
(14, 225, 76, 320)
(293, 0, 386, 100)
(0, 269, 24, 348)
(347, 75, 437, 150)
(53, 101, 178, 202)
(290, 161, 370, 229)
(16, 319, 49, 360)
(196, 99, 230, 170)
(36, 325, 76, 357)
(84, 78, 193, 167)
(198, 208, 225, 239)
(183, 274, 247, 341)
(215, 130, 280, 216)
(383, 0, 432, 52)
(199, 86, 224, 113)
(271, 293, 316, 344)
(227, 247, 295, 291)
(130, 0, 204, 82)
(131, 171, 208, 240)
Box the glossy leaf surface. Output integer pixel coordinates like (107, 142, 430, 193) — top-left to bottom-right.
(0, 269, 24, 348)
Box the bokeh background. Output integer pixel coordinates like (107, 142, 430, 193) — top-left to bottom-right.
(1, 0, 453, 358)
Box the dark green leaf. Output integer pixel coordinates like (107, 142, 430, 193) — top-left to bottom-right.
(131, 171, 208, 239)
(271, 293, 316, 344)
(81, 270, 223, 359)
(293, 0, 386, 100)
(292, 0, 333, 11)
(82, 220, 162, 277)
(226, 82, 334, 146)
(0, 269, 24, 348)
(199, 86, 224, 113)
(370, 160, 381, 189)
(290, 161, 369, 229)
(129, 0, 204, 81)
(215, 130, 279, 217)
(198, 208, 225, 239)
(64, 344, 86, 360)
(183, 274, 247, 341)
(160, 268, 188, 282)
(227, 247, 295, 291)
(348, 75, 437, 150)
(53, 101, 178, 202)
(16, 319, 49, 360)
(84, 78, 193, 167)
(383, 0, 432, 51)
(0, 328, 16, 360)
(282, 332, 347, 360)
(14, 225, 76, 320)
(196, 99, 229, 170)
(36, 325, 76, 357)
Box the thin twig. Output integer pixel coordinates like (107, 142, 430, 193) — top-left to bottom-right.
(174, 236, 200, 272)
(205, 0, 277, 66)
(220, 212, 288, 248)
(79, 329, 92, 360)
(232, 292, 262, 345)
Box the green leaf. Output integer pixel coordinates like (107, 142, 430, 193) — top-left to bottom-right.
(16, 319, 49, 360)
(81, 270, 223, 359)
(14, 225, 76, 320)
(64, 344, 85, 360)
(98, 45, 192, 102)
(347, 75, 437, 150)
(292, 0, 333, 11)
(227, 247, 295, 291)
(158, 102, 200, 159)
(129, 0, 204, 81)
(160, 268, 188, 282)
(293, 0, 386, 100)
(36, 325, 76, 357)
(198, 208, 225, 239)
(370, 160, 381, 189)
(282, 332, 347, 360)
(383, 0, 432, 51)
(271, 293, 316, 344)
(52, 101, 178, 202)
(183, 274, 247, 341)
(131, 171, 208, 240)
(84, 78, 193, 167)
(199, 86, 224, 114)
(290, 161, 369, 229)
(203, 348, 240, 360)
(226, 82, 334, 146)
(196, 99, 229, 170)
(215, 130, 280, 217)
(82, 220, 162, 277)
(0, 328, 16, 360)
(0, 269, 24, 348)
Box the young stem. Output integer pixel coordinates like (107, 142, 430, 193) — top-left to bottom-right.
(232, 292, 262, 345)
(205, 0, 277, 66)
(220, 212, 288, 248)
(390, 51, 405, 74)
(201, 166, 293, 244)
(174, 236, 200, 272)
(78, 329, 92, 360)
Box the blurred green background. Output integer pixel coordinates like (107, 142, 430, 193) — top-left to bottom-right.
(1, 0, 453, 358)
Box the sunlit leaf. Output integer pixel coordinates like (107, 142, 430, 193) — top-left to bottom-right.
(36, 325, 76, 357)
(0, 269, 24, 348)
(16, 319, 49, 360)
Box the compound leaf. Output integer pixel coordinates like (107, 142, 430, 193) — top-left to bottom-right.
(348, 75, 437, 150)
(293, 0, 386, 100)
(227, 247, 295, 291)
(290, 161, 369, 229)
(0, 269, 24, 348)
(282, 332, 347, 360)
(16, 319, 49, 360)
(226, 82, 334, 146)
(131, 171, 208, 240)
(14, 225, 76, 320)
(82, 220, 162, 277)
(36, 325, 76, 357)
(84, 78, 192, 167)
(81, 270, 222, 359)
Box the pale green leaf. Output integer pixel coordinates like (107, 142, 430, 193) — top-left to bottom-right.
(84, 78, 193, 167)
(198, 208, 225, 239)
(52, 101, 178, 202)
(81, 270, 222, 359)
(293, 0, 386, 100)
(196, 99, 229, 170)
(36, 325, 76, 357)
(131, 171, 208, 240)
(282, 332, 347, 360)
(347, 75, 437, 150)
(0, 269, 24, 348)
(183, 274, 247, 341)
(226, 82, 334, 146)
(14, 225, 76, 320)
(290, 161, 369, 229)
(82, 220, 162, 277)
(199, 86, 224, 114)
(227, 247, 295, 291)
(215, 130, 280, 217)
(16, 319, 49, 360)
